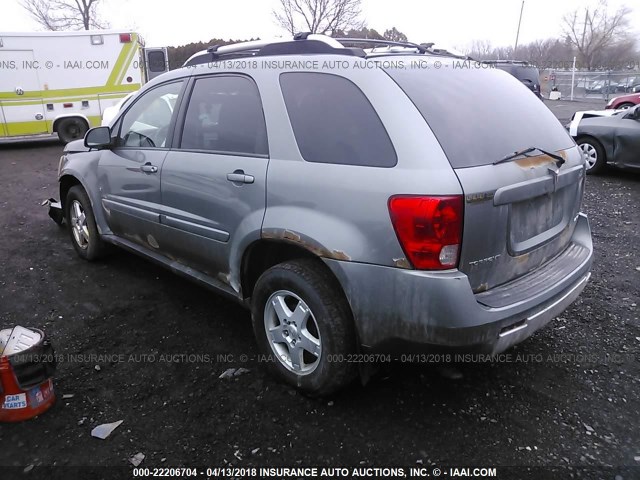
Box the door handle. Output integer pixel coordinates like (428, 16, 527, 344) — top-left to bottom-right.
(140, 163, 158, 173)
(226, 170, 254, 184)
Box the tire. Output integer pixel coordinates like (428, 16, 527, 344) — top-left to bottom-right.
(65, 185, 108, 261)
(616, 102, 635, 110)
(57, 118, 88, 144)
(251, 259, 358, 396)
(577, 137, 606, 175)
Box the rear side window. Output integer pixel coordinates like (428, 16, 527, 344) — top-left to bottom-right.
(180, 75, 268, 156)
(280, 72, 396, 167)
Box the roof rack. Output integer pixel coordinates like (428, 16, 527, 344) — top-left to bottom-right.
(182, 33, 470, 68)
(483, 60, 531, 65)
(335, 38, 473, 60)
(334, 38, 429, 54)
(184, 34, 366, 66)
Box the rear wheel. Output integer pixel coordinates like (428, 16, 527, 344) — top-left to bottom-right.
(577, 137, 606, 175)
(65, 186, 108, 260)
(57, 118, 88, 144)
(251, 259, 358, 396)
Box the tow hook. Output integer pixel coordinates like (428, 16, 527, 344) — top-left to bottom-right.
(41, 198, 64, 226)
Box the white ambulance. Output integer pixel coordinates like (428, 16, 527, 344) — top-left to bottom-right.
(0, 30, 168, 143)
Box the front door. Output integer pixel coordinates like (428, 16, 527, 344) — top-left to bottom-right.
(613, 106, 640, 168)
(97, 80, 185, 247)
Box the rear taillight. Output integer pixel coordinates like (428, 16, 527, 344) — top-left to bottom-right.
(388, 195, 464, 270)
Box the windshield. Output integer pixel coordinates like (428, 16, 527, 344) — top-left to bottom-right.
(384, 61, 574, 168)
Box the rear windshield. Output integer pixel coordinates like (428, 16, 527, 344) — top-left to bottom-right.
(385, 62, 573, 168)
(496, 65, 539, 83)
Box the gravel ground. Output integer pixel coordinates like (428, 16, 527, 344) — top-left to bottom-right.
(0, 109, 638, 480)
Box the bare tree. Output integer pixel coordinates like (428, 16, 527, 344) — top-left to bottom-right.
(562, 0, 632, 70)
(591, 37, 637, 70)
(383, 27, 407, 43)
(332, 26, 383, 39)
(520, 38, 572, 67)
(466, 39, 494, 59)
(273, 0, 363, 35)
(21, 0, 108, 31)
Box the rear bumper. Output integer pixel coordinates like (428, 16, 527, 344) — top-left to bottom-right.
(323, 213, 593, 353)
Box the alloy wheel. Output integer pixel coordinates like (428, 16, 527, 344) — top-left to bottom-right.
(263, 290, 322, 374)
(70, 200, 89, 249)
(580, 143, 598, 171)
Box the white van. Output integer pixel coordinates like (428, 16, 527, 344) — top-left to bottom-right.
(0, 30, 168, 143)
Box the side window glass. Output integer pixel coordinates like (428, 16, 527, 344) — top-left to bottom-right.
(180, 75, 268, 156)
(119, 81, 183, 148)
(279, 72, 397, 167)
(147, 50, 167, 73)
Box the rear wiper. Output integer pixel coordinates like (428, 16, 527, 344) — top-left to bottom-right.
(494, 147, 566, 168)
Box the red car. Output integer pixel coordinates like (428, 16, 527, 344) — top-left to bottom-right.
(605, 92, 640, 110)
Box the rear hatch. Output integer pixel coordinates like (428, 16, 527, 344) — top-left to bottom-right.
(385, 61, 585, 292)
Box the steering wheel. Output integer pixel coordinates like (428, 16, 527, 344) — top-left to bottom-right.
(140, 135, 156, 148)
(123, 131, 156, 148)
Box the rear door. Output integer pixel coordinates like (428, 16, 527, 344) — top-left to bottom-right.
(386, 61, 584, 292)
(0, 50, 47, 136)
(158, 74, 269, 279)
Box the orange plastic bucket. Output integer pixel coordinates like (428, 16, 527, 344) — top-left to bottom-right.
(0, 327, 56, 422)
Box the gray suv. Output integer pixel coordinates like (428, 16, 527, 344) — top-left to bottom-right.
(50, 34, 593, 395)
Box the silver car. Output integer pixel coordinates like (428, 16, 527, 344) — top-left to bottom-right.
(50, 35, 593, 395)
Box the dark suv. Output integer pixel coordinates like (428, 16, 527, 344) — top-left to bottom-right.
(486, 60, 542, 99)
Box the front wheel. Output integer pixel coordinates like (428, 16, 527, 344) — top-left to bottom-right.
(251, 259, 358, 396)
(616, 102, 635, 110)
(65, 186, 108, 260)
(577, 137, 606, 175)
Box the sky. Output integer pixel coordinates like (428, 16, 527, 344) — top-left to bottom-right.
(1, 0, 638, 51)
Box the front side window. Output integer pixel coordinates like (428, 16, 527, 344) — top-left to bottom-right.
(119, 81, 183, 148)
(279, 72, 397, 167)
(180, 75, 268, 156)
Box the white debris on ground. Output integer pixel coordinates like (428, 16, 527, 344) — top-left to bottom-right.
(91, 420, 124, 439)
(219, 367, 250, 379)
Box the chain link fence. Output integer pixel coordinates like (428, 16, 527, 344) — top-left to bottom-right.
(540, 70, 640, 102)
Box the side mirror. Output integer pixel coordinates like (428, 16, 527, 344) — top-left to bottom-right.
(84, 126, 112, 149)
